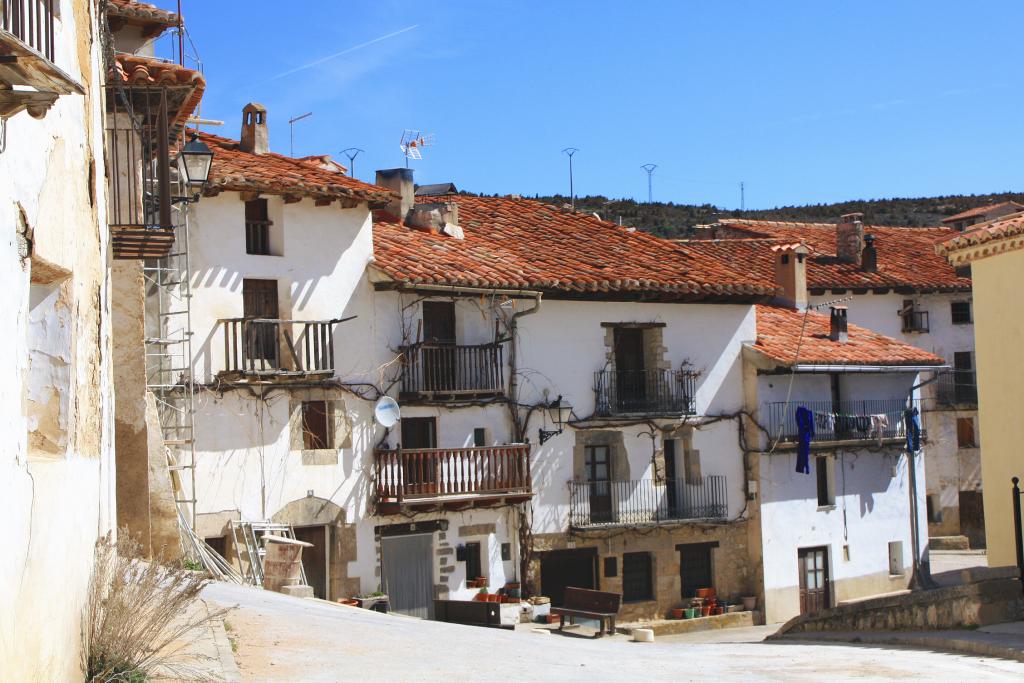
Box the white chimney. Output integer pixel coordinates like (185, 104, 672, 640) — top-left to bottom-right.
(375, 168, 415, 222)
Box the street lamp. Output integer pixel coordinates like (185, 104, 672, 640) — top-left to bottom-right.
(174, 132, 214, 203)
(538, 395, 573, 445)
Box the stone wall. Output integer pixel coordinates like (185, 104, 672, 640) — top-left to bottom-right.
(530, 521, 757, 623)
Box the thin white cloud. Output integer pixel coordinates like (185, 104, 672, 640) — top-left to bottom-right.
(249, 24, 419, 87)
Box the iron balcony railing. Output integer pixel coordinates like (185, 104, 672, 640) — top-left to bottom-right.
(764, 398, 918, 443)
(595, 369, 697, 416)
(219, 317, 339, 377)
(568, 476, 728, 527)
(375, 445, 531, 502)
(934, 370, 978, 407)
(901, 310, 930, 334)
(400, 342, 505, 396)
(2, 0, 56, 62)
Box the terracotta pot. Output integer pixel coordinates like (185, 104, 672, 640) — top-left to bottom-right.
(489, 594, 501, 603)
(337, 598, 359, 607)
(696, 587, 716, 600)
(701, 606, 712, 617)
(714, 606, 724, 616)
(741, 596, 757, 611)
(671, 608, 685, 619)
(546, 614, 560, 624)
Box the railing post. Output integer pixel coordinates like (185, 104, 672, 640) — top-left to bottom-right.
(1014, 477, 1023, 595)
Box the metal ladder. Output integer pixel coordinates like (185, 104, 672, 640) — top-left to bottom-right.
(229, 521, 309, 587)
(144, 203, 199, 538)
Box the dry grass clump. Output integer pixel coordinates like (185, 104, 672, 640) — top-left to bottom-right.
(85, 533, 229, 682)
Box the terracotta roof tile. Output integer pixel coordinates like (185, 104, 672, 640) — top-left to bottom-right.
(937, 211, 1024, 261)
(106, 0, 179, 28)
(714, 220, 971, 292)
(110, 54, 204, 142)
(197, 131, 395, 206)
(372, 196, 780, 299)
(941, 201, 1024, 224)
(753, 305, 945, 367)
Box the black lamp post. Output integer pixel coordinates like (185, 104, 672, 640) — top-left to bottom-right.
(538, 395, 572, 445)
(173, 132, 214, 204)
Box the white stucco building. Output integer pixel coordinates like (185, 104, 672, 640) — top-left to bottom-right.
(172, 121, 946, 624)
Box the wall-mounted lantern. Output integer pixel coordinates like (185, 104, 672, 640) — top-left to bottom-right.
(174, 132, 214, 204)
(538, 395, 573, 445)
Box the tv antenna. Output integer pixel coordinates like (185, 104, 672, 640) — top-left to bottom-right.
(740, 181, 745, 211)
(288, 111, 312, 156)
(641, 164, 657, 204)
(562, 147, 578, 211)
(341, 147, 364, 178)
(400, 130, 434, 167)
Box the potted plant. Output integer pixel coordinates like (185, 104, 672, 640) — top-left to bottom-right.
(671, 607, 685, 619)
(741, 596, 757, 611)
(475, 588, 488, 602)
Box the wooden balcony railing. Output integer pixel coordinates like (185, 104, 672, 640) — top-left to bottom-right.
(399, 342, 505, 397)
(219, 317, 340, 378)
(568, 476, 728, 527)
(375, 445, 531, 503)
(595, 369, 697, 416)
(3, 0, 56, 62)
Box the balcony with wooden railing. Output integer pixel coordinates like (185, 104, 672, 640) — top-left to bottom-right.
(1, 0, 83, 117)
(399, 341, 505, 400)
(595, 368, 698, 417)
(218, 317, 344, 382)
(374, 445, 532, 513)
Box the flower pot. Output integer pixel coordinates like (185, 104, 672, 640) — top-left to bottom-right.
(546, 614, 560, 624)
(741, 596, 757, 611)
(684, 608, 698, 619)
(337, 598, 359, 607)
(701, 606, 712, 617)
(489, 594, 501, 603)
(714, 607, 724, 616)
(696, 587, 716, 600)
(671, 608, 685, 619)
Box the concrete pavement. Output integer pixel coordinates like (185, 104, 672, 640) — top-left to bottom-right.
(202, 581, 1024, 682)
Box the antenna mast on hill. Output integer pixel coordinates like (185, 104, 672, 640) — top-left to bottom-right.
(641, 164, 657, 204)
(400, 130, 434, 168)
(740, 181, 745, 211)
(341, 147, 364, 178)
(562, 147, 579, 212)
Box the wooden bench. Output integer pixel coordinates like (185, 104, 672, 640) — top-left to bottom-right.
(432, 599, 513, 630)
(550, 587, 622, 637)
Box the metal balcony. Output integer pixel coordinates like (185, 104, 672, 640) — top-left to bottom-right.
(568, 476, 728, 528)
(595, 369, 697, 416)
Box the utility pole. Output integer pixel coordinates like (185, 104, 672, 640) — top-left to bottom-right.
(740, 181, 745, 212)
(641, 164, 657, 204)
(562, 148, 578, 211)
(288, 112, 312, 157)
(341, 147, 364, 178)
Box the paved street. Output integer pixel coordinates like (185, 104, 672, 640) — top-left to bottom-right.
(203, 582, 1024, 682)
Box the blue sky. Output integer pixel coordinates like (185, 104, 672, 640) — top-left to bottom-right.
(163, 1, 1022, 209)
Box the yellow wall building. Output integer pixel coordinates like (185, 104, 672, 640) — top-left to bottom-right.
(939, 216, 1024, 567)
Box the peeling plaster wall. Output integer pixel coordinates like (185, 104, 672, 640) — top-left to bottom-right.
(0, 1, 115, 680)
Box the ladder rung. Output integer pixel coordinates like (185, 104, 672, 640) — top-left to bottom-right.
(175, 498, 197, 504)
(167, 464, 193, 471)
(164, 439, 195, 445)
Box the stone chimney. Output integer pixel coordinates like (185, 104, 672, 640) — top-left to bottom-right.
(861, 233, 878, 273)
(240, 103, 268, 155)
(829, 306, 849, 343)
(772, 243, 809, 310)
(836, 212, 864, 265)
(375, 168, 415, 222)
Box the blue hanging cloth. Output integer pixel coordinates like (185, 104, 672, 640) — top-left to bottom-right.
(795, 406, 814, 474)
(904, 406, 921, 452)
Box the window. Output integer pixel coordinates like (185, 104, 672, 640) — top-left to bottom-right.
(888, 541, 905, 576)
(464, 541, 483, 581)
(951, 301, 972, 325)
(816, 455, 835, 507)
(678, 542, 715, 598)
(622, 552, 653, 602)
(604, 556, 618, 578)
(927, 494, 943, 523)
(473, 427, 487, 447)
(245, 198, 272, 255)
(501, 543, 511, 562)
(957, 417, 977, 448)
(401, 417, 437, 449)
(302, 401, 331, 449)
(900, 299, 929, 333)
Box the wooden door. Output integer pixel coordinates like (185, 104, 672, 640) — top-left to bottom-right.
(293, 525, 328, 600)
(585, 445, 613, 523)
(422, 301, 456, 391)
(401, 417, 438, 494)
(664, 438, 679, 518)
(242, 279, 279, 368)
(614, 327, 646, 411)
(678, 543, 714, 598)
(540, 549, 597, 608)
(798, 546, 831, 615)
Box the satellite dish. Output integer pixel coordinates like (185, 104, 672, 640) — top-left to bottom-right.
(374, 396, 401, 428)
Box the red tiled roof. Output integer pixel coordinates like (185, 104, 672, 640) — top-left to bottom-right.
(936, 212, 1024, 263)
(106, 0, 179, 29)
(371, 196, 779, 299)
(714, 220, 971, 292)
(110, 54, 204, 142)
(941, 201, 1024, 224)
(197, 131, 396, 206)
(752, 305, 946, 367)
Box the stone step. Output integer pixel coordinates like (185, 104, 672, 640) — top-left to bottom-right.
(618, 610, 755, 637)
(931, 535, 971, 550)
